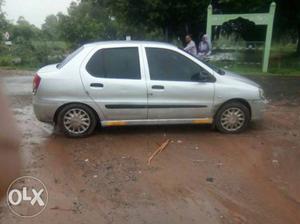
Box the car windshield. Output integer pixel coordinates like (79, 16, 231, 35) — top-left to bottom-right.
(178, 48, 225, 75)
(57, 46, 84, 69)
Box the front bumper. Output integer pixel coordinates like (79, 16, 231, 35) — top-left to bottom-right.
(249, 99, 268, 121)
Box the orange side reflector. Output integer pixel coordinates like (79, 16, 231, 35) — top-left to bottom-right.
(106, 121, 128, 126)
(192, 118, 213, 124)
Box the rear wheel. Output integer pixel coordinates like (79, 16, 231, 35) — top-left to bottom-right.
(57, 104, 97, 138)
(215, 102, 250, 134)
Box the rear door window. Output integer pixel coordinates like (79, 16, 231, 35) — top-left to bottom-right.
(86, 47, 141, 80)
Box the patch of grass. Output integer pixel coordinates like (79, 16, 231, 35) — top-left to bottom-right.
(0, 65, 38, 71)
(210, 43, 300, 76)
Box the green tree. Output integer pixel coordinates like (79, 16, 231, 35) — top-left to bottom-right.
(275, 0, 300, 54)
(11, 17, 42, 43)
(214, 0, 269, 13)
(42, 15, 60, 40)
(57, 1, 122, 45)
(0, 0, 4, 12)
(99, 0, 210, 41)
(0, 0, 9, 37)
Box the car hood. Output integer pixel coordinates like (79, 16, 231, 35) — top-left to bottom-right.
(223, 70, 260, 88)
(38, 64, 59, 73)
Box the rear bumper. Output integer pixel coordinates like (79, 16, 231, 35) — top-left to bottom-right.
(249, 99, 268, 121)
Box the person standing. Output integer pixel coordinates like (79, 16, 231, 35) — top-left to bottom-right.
(184, 35, 197, 56)
(198, 34, 212, 58)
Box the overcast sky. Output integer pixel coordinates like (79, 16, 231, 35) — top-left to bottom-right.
(3, 0, 76, 28)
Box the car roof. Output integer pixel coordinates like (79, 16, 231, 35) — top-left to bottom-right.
(83, 40, 175, 48)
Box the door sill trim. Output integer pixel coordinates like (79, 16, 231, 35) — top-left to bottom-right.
(102, 118, 213, 127)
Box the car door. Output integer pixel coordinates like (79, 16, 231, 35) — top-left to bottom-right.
(80, 45, 147, 121)
(143, 46, 215, 120)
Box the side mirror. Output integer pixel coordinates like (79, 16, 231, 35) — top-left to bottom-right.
(192, 71, 216, 83)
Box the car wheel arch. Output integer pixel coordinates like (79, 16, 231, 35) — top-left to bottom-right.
(213, 98, 252, 123)
(53, 102, 101, 124)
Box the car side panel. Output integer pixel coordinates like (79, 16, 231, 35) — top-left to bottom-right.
(141, 44, 215, 120)
(79, 44, 148, 121)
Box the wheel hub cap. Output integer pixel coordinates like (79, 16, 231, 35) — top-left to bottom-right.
(220, 107, 245, 132)
(63, 109, 91, 135)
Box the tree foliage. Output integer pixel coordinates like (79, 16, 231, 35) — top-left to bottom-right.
(42, 15, 60, 40)
(275, 0, 300, 54)
(100, 0, 210, 40)
(0, 0, 4, 12)
(56, 1, 121, 45)
(10, 17, 42, 43)
(0, 0, 9, 36)
(0, 0, 300, 57)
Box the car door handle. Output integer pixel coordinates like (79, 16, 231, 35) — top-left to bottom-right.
(90, 83, 104, 88)
(152, 85, 164, 90)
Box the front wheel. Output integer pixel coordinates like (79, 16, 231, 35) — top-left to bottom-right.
(215, 102, 250, 134)
(57, 104, 97, 138)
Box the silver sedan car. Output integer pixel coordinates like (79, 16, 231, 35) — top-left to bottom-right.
(33, 41, 267, 137)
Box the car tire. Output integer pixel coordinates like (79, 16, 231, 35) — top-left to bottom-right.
(215, 102, 250, 134)
(57, 104, 97, 138)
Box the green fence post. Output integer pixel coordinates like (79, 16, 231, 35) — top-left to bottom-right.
(206, 4, 213, 41)
(206, 2, 276, 73)
(262, 2, 276, 72)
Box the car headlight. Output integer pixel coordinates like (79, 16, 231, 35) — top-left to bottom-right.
(259, 88, 266, 100)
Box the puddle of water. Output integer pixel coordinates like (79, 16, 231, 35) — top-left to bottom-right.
(1, 75, 33, 96)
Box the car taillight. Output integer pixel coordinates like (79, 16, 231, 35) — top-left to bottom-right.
(33, 74, 41, 94)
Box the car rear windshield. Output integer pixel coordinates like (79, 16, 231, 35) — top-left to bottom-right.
(57, 46, 84, 69)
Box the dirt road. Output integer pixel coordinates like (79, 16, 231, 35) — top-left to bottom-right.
(0, 70, 299, 224)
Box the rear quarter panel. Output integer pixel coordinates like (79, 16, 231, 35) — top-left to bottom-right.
(33, 46, 105, 122)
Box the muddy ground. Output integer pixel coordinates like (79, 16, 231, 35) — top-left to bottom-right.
(0, 70, 299, 224)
